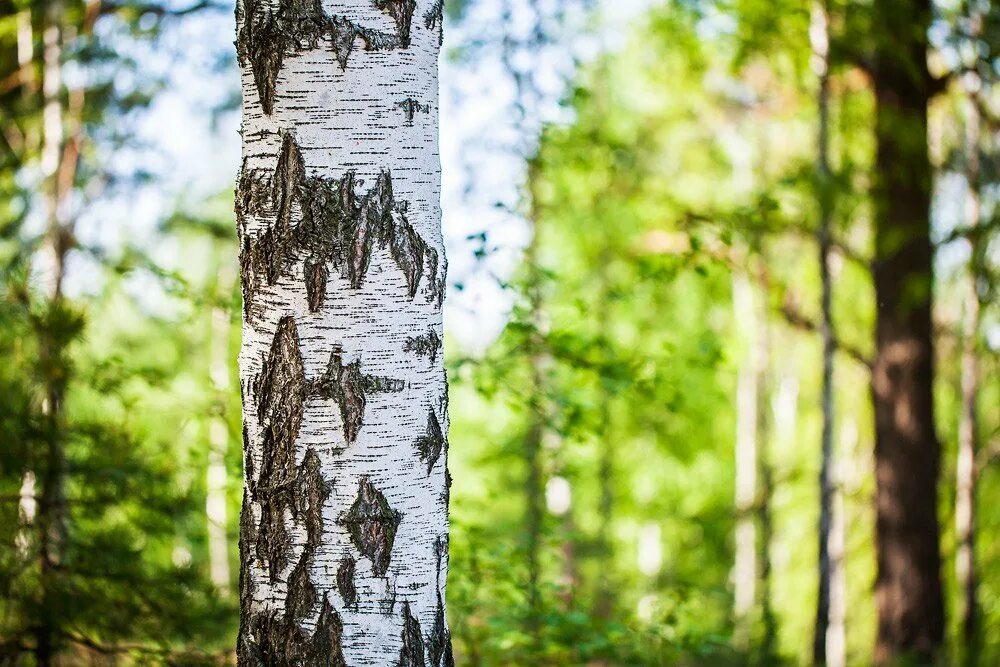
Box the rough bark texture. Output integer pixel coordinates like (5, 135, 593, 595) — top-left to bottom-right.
(870, 0, 944, 661)
(236, 0, 450, 662)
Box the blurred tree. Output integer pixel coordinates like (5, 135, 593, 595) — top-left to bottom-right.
(867, 0, 944, 660)
(0, 0, 233, 661)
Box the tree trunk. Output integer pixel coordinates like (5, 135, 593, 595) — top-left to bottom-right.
(234, 1, 452, 662)
(955, 75, 981, 656)
(825, 421, 851, 667)
(754, 315, 774, 663)
(811, 2, 835, 663)
(870, 0, 943, 661)
(207, 262, 236, 592)
(731, 272, 758, 647)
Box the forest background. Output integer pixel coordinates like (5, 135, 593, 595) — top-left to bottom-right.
(0, 0, 998, 664)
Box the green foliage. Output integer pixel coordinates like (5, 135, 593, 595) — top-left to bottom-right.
(0, 0, 997, 663)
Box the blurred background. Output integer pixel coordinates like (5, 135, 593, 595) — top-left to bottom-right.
(1, 0, 998, 664)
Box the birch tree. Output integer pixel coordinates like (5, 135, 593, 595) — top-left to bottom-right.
(234, 0, 452, 663)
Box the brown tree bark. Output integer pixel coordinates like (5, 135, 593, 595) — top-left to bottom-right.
(870, 0, 944, 662)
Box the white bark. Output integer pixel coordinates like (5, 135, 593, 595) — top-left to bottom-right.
(207, 263, 236, 592)
(732, 272, 758, 636)
(955, 77, 981, 646)
(235, 1, 451, 663)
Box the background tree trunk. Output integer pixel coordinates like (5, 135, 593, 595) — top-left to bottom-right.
(870, 0, 944, 661)
(235, 1, 452, 662)
(811, 2, 835, 663)
(955, 70, 981, 656)
(207, 262, 236, 593)
(732, 271, 759, 647)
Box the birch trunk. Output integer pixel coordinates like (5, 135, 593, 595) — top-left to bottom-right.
(731, 272, 758, 645)
(810, 2, 836, 663)
(207, 263, 237, 592)
(955, 76, 981, 652)
(234, 1, 452, 662)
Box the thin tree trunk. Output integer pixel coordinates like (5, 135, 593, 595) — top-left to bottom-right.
(811, 2, 836, 663)
(235, 1, 452, 662)
(594, 247, 614, 620)
(870, 0, 943, 661)
(826, 420, 853, 667)
(523, 159, 545, 631)
(955, 73, 981, 656)
(754, 299, 773, 664)
(207, 262, 236, 592)
(33, 8, 66, 663)
(732, 272, 758, 647)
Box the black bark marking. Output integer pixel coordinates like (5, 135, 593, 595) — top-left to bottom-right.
(397, 98, 430, 126)
(311, 345, 405, 444)
(242, 422, 255, 491)
(441, 468, 452, 507)
(375, 0, 416, 47)
(415, 408, 445, 474)
(340, 477, 401, 577)
(286, 551, 318, 622)
(237, 597, 347, 666)
(337, 556, 359, 610)
(423, 0, 444, 45)
(240, 134, 443, 319)
(256, 492, 294, 582)
(235, 0, 286, 116)
(305, 259, 329, 312)
(251, 316, 306, 582)
(237, 492, 259, 659)
(426, 536, 452, 666)
(238, 609, 310, 666)
(254, 316, 306, 489)
(312, 595, 349, 667)
(236, 0, 411, 114)
(426, 589, 450, 667)
(398, 602, 425, 667)
(404, 328, 441, 361)
(294, 448, 331, 550)
(381, 572, 398, 615)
